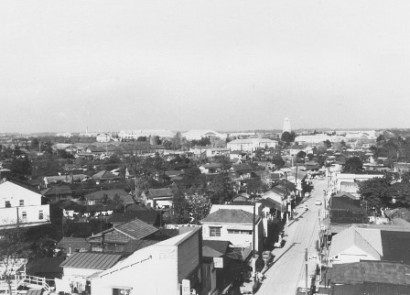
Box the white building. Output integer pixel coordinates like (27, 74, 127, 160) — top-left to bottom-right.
(96, 133, 111, 143)
(0, 181, 50, 229)
(201, 204, 263, 255)
(90, 227, 202, 295)
(227, 138, 278, 152)
(282, 117, 291, 133)
(182, 130, 227, 141)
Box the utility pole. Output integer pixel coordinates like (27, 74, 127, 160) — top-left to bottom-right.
(305, 248, 309, 295)
(252, 195, 256, 281)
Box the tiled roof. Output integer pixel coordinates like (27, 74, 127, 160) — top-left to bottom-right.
(60, 252, 122, 270)
(330, 261, 410, 285)
(330, 196, 363, 212)
(201, 209, 255, 224)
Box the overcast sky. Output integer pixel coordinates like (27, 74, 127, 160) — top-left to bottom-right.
(1, 0, 410, 133)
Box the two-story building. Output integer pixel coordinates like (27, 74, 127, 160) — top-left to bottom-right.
(201, 204, 263, 259)
(0, 181, 50, 229)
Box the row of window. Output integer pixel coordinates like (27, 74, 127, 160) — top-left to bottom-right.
(20, 210, 44, 221)
(209, 227, 252, 237)
(4, 200, 25, 207)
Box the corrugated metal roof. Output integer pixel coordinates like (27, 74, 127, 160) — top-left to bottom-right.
(116, 218, 158, 239)
(60, 252, 122, 270)
(26, 290, 43, 295)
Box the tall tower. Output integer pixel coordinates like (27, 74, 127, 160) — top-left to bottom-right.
(283, 117, 291, 133)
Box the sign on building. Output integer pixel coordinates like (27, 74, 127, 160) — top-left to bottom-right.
(213, 257, 224, 268)
(181, 279, 191, 295)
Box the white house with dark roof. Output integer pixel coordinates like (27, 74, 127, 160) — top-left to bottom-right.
(201, 204, 263, 256)
(142, 188, 174, 209)
(90, 227, 203, 295)
(0, 181, 50, 229)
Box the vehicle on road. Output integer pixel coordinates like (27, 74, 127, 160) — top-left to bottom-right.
(315, 200, 322, 206)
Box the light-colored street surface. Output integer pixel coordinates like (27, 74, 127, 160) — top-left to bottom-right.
(256, 178, 328, 295)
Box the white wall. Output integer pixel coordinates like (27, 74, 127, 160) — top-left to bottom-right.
(0, 205, 50, 227)
(330, 245, 379, 265)
(0, 181, 43, 208)
(91, 230, 201, 295)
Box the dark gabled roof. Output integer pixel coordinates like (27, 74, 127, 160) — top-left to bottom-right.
(85, 189, 129, 201)
(90, 218, 158, 242)
(60, 252, 122, 270)
(202, 240, 230, 256)
(201, 209, 256, 224)
(381, 230, 410, 264)
(332, 282, 410, 295)
(146, 188, 173, 198)
(41, 185, 72, 196)
(108, 209, 160, 226)
(231, 164, 253, 173)
(333, 192, 357, 200)
(330, 196, 363, 212)
(330, 261, 410, 286)
(203, 163, 223, 169)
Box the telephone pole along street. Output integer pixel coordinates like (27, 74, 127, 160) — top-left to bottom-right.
(256, 178, 327, 295)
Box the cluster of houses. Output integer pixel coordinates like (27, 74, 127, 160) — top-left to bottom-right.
(312, 171, 410, 294)
(0, 172, 305, 295)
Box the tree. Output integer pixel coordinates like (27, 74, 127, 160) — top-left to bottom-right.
(10, 156, 32, 178)
(280, 131, 296, 144)
(271, 155, 285, 169)
(343, 157, 363, 174)
(358, 176, 395, 211)
(323, 140, 332, 149)
(0, 228, 30, 295)
(295, 151, 306, 163)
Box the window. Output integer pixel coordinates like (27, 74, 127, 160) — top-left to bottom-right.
(112, 288, 131, 295)
(22, 211, 27, 221)
(209, 227, 221, 237)
(19, 200, 24, 206)
(39, 210, 44, 220)
(5, 201, 11, 208)
(228, 229, 252, 235)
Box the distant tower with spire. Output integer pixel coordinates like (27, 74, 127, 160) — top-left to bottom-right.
(283, 117, 291, 133)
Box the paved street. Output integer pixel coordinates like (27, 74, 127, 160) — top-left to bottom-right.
(256, 178, 328, 295)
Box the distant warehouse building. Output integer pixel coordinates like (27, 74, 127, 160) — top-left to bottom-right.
(227, 138, 278, 152)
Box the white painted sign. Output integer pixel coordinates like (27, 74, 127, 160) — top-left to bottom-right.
(213, 257, 224, 268)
